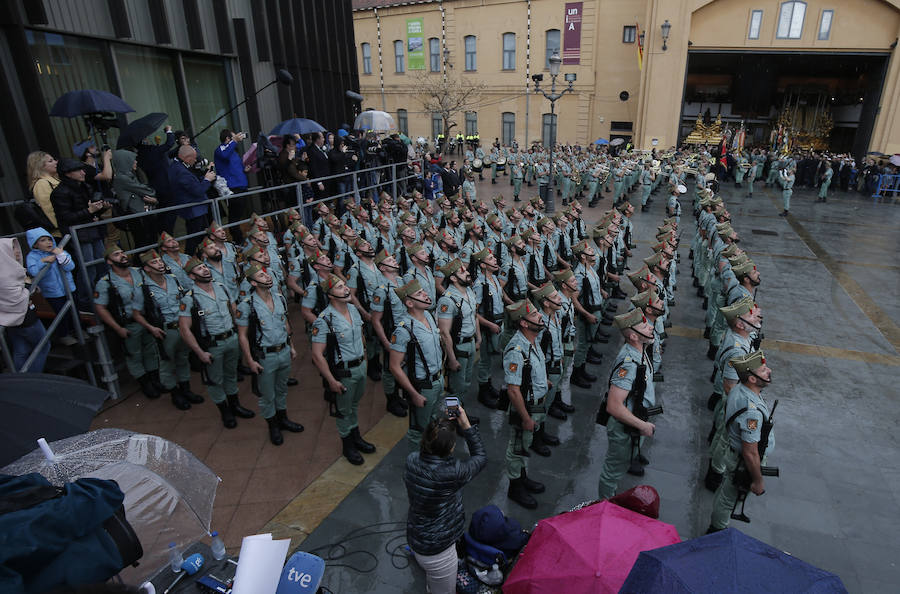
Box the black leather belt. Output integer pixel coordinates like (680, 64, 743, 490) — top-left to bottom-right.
(546, 363, 562, 375)
(338, 356, 365, 369)
(165, 321, 179, 330)
(211, 329, 234, 342)
(263, 341, 289, 354)
(564, 348, 574, 357)
(459, 335, 475, 344)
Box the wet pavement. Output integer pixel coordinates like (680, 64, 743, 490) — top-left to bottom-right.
(295, 181, 900, 594)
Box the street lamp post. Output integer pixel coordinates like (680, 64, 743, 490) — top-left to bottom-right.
(533, 52, 575, 213)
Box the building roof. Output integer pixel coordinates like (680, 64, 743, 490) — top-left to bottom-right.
(352, 0, 436, 10)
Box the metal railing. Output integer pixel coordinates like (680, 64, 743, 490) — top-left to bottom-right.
(871, 174, 900, 200)
(1, 158, 423, 396)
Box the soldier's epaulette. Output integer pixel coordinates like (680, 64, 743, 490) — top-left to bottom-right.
(624, 356, 632, 362)
(396, 320, 407, 327)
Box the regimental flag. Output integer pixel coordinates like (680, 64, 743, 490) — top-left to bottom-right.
(636, 22, 644, 70)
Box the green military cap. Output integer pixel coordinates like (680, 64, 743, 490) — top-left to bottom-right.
(657, 224, 674, 235)
(472, 247, 491, 263)
(408, 243, 426, 257)
(486, 213, 500, 226)
(728, 253, 750, 267)
(374, 249, 392, 265)
(662, 216, 678, 226)
(591, 225, 607, 239)
(616, 201, 631, 213)
(551, 212, 567, 225)
(243, 245, 263, 260)
(395, 278, 423, 301)
(475, 200, 489, 211)
(631, 288, 658, 310)
(246, 223, 264, 237)
(158, 231, 176, 246)
(286, 207, 301, 220)
(439, 258, 463, 277)
(698, 197, 712, 208)
(570, 199, 583, 210)
(644, 252, 664, 268)
(420, 221, 438, 235)
(399, 211, 416, 224)
(396, 223, 410, 237)
(717, 225, 734, 238)
(492, 195, 506, 206)
(572, 240, 593, 256)
(207, 220, 224, 234)
(553, 268, 575, 284)
(325, 213, 341, 226)
(628, 266, 653, 288)
(464, 220, 478, 233)
(732, 261, 756, 277)
(520, 228, 536, 242)
(245, 262, 265, 279)
(721, 244, 739, 259)
(720, 296, 754, 322)
(103, 244, 123, 259)
(139, 249, 161, 265)
(710, 197, 724, 206)
(530, 283, 556, 302)
(730, 349, 767, 374)
(529, 196, 543, 207)
(505, 207, 519, 218)
(537, 217, 553, 229)
(651, 241, 668, 253)
(613, 307, 647, 330)
(503, 234, 522, 248)
(506, 299, 539, 322)
(319, 273, 344, 293)
(183, 256, 204, 274)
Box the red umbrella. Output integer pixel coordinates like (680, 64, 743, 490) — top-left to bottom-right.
(503, 501, 681, 594)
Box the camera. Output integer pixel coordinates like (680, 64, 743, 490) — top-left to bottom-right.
(444, 396, 460, 419)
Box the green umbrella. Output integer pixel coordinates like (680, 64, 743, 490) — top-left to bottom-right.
(398, 133, 411, 145)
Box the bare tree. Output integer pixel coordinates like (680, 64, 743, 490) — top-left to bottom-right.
(412, 72, 486, 153)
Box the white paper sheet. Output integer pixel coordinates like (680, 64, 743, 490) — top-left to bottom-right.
(231, 533, 291, 594)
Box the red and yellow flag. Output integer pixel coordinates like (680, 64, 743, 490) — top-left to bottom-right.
(636, 22, 643, 70)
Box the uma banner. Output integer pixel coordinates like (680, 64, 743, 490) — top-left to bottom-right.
(563, 2, 583, 65)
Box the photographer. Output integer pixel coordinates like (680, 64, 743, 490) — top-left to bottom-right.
(168, 145, 216, 254)
(214, 129, 251, 244)
(404, 406, 486, 594)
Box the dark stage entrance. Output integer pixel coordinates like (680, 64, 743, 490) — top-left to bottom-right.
(680, 51, 889, 158)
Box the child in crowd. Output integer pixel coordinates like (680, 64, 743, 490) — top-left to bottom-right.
(25, 227, 78, 345)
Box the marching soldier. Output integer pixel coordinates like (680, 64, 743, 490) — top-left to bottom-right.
(511, 159, 525, 202)
(94, 245, 162, 398)
(707, 350, 775, 533)
(371, 250, 409, 417)
(533, 283, 566, 442)
(347, 238, 384, 380)
(132, 249, 202, 411)
(572, 241, 604, 386)
(236, 263, 304, 445)
(179, 257, 254, 428)
(639, 163, 653, 211)
(598, 308, 658, 500)
(472, 247, 504, 408)
(389, 279, 444, 449)
(504, 300, 550, 509)
(311, 274, 376, 465)
(436, 259, 481, 421)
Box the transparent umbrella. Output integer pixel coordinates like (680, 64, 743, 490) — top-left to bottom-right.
(354, 110, 396, 132)
(1, 428, 221, 580)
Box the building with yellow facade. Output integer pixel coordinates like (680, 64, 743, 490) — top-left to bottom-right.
(352, 0, 900, 156)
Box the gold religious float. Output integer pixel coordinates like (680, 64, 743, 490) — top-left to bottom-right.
(683, 114, 724, 145)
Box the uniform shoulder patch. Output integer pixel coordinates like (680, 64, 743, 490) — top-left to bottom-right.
(236, 310, 242, 318)
(390, 333, 397, 344)
(508, 363, 518, 373)
(440, 303, 449, 313)
(179, 303, 186, 311)
(312, 326, 319, 336)
(747, 418, 758, 431)
(618, 367, 628, 378)
(373, 295, 381, 304)
(93, 291, 99, 298)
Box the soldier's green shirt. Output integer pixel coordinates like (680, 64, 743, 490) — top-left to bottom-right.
(437, 284, 478, 338)
(235, 290, 289, 348)
(131, 273, 186, 324)
(609, 342, 656, 408)
(94, 268, 142, 310)
(725, 383, 774, 453)
(503, 331, 548, 401)
(178, 282, 234, 335)
(390, 313, 442, 380)
(311, 304, 365, 361)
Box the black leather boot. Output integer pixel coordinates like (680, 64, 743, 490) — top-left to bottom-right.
(149, 370, 166, 393)
(507, 476, 538, 509)
(276, 409, 304, 433)
(179, 381, 204, 404)
(266, 416, 283, 446)
(170, 386, 191, 410)
(386, 391, 407, 417)
(227, 394, 255, 418)
(529, 428, 551, 457)
(540, 423, 560, 446)
(571, 366, 592, 389)
(342, 434, 364, 465)
(351, 427, 376, 454)
(521, 469, 545, 494)
(216, 401, 237, 429)
(138, 374, 160, 398)
(587, 348, 604, 364)
(478, 383, 500, 409)
(581, 365, 598, 382)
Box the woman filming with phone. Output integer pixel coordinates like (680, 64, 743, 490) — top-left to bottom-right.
(404, 403, 486, 594)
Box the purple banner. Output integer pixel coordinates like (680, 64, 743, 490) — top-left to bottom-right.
(563, 2, 583, 65)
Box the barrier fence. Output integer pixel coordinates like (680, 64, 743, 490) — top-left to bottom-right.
(0, 158, 424, 397)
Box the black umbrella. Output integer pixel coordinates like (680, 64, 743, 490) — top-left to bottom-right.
(117, 112, 169, 149)
(0, 373, 109, 467)
(49, 89, 134, 118)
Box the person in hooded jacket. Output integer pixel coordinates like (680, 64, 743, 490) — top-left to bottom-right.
(112, 149, 158, 249)
(404, 407, 486, 594)
(25, 227, 78, 345)
(0, 237, 51, 371)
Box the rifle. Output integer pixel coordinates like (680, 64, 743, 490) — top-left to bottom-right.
(189, 291, 215, 386)
(322, 314, 348, 418)
(401, 324, 431, 433)
(505, 348, 534, 456)
(104, 275, 130, 328)
(447, 293, 468, 361)
(140, 272, 169, 361)
(731, 399, 779, 523)
(247, 293, 264, 398)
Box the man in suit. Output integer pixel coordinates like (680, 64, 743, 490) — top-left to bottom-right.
(168, 145, 216, 254)
(440, 161, 460, 199)
(306, 131, 331, 201)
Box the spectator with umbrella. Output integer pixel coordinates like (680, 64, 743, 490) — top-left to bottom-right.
(168, 146, 216, 255)
(214, 129, 251, 244)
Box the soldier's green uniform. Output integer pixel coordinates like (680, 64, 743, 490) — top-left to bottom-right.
(818, 165, 833, 201)
(347, 258, 382, 364)
(437, 262, 478, 406)
(179, 275, 239, 406)
(781, 169, 795, 214)
(598, 309, 657, 500)
(474, 253, 505, 389)
(132, 267, 190, 392)
(511, 161, 525, 201)
(709, 351, 775, 531)
(236, 287, 292, 420)
(639, 167, 652, 207)
(503, 308, 548, 481)
(573, 254, 603, 368)
(94, 266, 159, 383)
(312, 300, 367, 439)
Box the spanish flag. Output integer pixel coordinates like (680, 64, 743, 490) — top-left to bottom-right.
(636, 22, 643, 70)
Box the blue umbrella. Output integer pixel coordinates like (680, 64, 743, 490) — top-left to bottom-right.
(269, 117, 326, 136)
(594, 138, 610, 145)
(620, 528, 847, 594)
(49, 89, 134, 117)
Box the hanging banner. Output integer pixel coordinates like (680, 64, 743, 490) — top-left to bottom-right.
(407, 18, 425, 70)
(563, 2, 583, 65)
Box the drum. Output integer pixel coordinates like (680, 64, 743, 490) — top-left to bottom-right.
(496, 157, 507, 172)
(472, 158, 484, 172)
(483, 156, 494, 166)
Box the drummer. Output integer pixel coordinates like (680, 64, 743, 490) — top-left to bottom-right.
(489, 145, 501, 185)
(475, 143, 486, 181)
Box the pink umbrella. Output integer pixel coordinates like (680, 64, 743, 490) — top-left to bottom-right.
(503, 501, 681, 594)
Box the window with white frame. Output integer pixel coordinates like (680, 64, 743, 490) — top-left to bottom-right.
(465, 111, 477, 136)
(429, 37, 440, 72)
(818, 10, 833, 40)
(748, 10, 763, 40)
(361, 43, 372, 74)
(394, 40, 405, 73)
(502, 33, 516, 70)
(776, 1, 806, 39)
(545, 29, 560, 68)
(464, 35, 477, 71)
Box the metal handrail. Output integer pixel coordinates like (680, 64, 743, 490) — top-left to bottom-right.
(871, 173, 900, 199)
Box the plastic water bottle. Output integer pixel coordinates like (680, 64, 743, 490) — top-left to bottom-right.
(486, 563, 503, 585)
(168, 542, 183, 573)
(210, 531, 226, 561)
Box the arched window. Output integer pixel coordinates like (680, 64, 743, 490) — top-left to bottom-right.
(542, 113, 557, 147)
(776, 1, 806, 39)
(394, 40, 405, 73)
(502, 112, 515, 146)
(464, 35, 477, 71)
(545, 29, 560, 68)
(429, 37, 441, 72)
(397, 109, 408, 135)
(502, 33, 516, 70)
(361, 43, 371, 74)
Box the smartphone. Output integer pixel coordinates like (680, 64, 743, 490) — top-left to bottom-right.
(444, 397, 459, 418)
